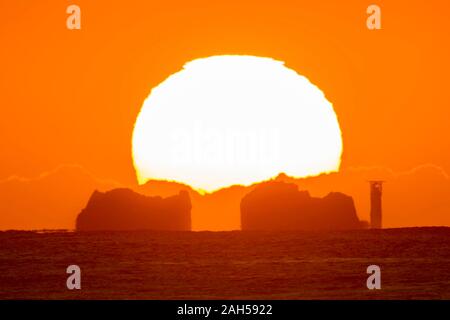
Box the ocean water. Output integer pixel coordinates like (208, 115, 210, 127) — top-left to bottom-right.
(0, 227, 449, 299)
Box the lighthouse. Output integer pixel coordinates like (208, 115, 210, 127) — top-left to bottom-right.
(369, 181, 384, 229)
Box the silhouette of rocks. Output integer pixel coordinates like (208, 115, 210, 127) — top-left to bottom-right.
(76, 189, 191, 231)
(241, 182, 362, 231)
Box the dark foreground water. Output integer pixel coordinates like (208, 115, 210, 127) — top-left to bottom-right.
(0, 228, 449, 299)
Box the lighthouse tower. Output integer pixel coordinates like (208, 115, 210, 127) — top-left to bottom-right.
(369, 181, 384, 229)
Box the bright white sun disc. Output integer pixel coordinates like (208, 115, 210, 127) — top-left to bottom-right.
(132, 55, 343, 192)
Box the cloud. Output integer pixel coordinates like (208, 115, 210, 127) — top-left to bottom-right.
(0, 163, 448, 230)
(0, 164, 120, 230)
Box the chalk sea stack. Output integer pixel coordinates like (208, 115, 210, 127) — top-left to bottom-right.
(76, 189, 191, 231)
(241, 181, 362, 231)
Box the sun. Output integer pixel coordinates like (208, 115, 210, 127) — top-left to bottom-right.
(132, 55, 343, 192)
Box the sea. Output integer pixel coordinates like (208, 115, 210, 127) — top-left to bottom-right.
(0, 227, 449, 299)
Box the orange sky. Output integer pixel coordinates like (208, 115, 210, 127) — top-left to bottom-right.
(1, 1, 450, 229)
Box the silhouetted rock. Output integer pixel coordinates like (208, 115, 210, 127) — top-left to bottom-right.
(240, 182, 361, 231)
(76, 189, 191, 231)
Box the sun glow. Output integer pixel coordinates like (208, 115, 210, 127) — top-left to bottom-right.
(132, 55, 343, 192)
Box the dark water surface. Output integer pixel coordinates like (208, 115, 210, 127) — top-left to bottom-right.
(1, 228, 449, 299)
